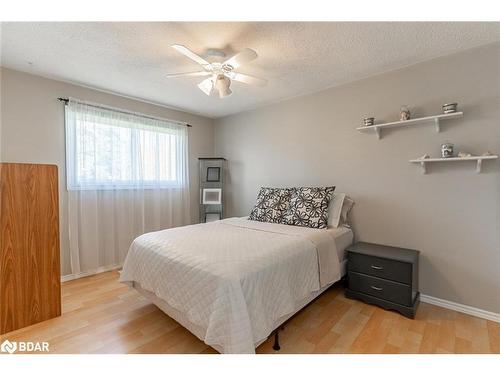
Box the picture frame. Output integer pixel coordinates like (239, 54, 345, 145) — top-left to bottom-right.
(205, 212, 221, 222)
(206, 166, 221, 182)
(202, 188, 222, 205)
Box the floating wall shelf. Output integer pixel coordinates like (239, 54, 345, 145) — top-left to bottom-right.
(357, 112, 463, 139)
(409, 155, 498, 174)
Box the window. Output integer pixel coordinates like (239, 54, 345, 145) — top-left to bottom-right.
(65, 99, 188, 190)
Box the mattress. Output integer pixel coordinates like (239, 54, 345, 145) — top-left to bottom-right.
(120, 217, 348, 353)
(327, 225, 354, 262)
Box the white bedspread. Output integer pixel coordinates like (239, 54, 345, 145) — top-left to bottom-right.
(119, 217, 341, 353)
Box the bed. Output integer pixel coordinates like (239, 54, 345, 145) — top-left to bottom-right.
(119, 217, 353, 354)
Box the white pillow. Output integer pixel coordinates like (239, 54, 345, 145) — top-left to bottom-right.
(327, 193, 354, 228)
(340, 197, 354, 224)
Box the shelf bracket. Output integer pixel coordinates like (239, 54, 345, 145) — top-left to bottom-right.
(374, 126, 381, 139)
(434, 118, 440, 132)
(419, 161, 427, 174)
(476, 159, 482, 173)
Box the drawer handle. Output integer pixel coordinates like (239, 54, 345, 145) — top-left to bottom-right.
(371, 265, 384, 270)
(370, 285, 383, 291)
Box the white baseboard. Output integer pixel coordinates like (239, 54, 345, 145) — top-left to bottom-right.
(61, 264, 122, 283)
(420, 294, 500, 323)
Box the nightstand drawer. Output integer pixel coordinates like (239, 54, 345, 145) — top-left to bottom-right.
(348, 271, 413, 306)
(348, 252, 412, 284)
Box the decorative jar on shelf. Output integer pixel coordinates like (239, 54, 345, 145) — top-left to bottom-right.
(363, 117, 375, 126)
(400, 105, 411, 121)
(441, 143, 454, 158)
(442, 103, 458, 114)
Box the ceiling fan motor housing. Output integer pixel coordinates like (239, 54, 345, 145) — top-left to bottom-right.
(205, 48, 226, 59)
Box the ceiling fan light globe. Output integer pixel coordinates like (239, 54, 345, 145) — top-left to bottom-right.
(198, 77, 215, 96)
(219, 86, 232, 98)
(216, 74, 232, 98)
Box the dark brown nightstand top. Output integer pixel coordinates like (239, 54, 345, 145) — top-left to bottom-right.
(346, 242, 419, 264)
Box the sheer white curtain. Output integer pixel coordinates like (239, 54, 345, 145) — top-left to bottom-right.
(65, 99, 190, 274)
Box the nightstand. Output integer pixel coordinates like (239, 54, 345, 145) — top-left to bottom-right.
(345, 242, 420, 318)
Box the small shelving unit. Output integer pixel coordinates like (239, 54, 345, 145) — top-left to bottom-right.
(357, 112, 463, 139)
(409, 155, 498, 174)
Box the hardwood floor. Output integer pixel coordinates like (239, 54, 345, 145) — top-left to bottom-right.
(1, 270, 498, 354)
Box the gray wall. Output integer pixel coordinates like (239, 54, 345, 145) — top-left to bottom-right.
(215, 43, 500, 313)
(0, 68, 215, 276)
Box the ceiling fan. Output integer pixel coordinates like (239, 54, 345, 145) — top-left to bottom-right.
(167, 44, 267, 98)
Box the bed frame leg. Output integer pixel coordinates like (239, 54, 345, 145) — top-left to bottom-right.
(341, 275, 348, 288)
(273, 330, 280, 351)
(272, 326, 284, 351)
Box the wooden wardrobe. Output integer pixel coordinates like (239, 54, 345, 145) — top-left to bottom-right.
(0, 163, 61, 334)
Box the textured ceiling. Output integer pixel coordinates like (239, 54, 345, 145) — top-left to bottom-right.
(1, 22, 500, 118)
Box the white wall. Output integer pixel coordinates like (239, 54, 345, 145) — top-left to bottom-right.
(0, 68, 215, 276)
(215, 43, 500, 313)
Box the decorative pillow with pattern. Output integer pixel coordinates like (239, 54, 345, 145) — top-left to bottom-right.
(248, 187, 291, 223)
(282, 186, 336, 229)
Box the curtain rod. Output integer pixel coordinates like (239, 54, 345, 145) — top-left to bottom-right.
(57, 97, 192, 127)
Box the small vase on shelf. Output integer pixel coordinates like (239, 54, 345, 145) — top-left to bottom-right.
(441, 143, 454, 158)
(400, 105, 411, 121)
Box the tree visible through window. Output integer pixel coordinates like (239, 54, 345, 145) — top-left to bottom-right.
(65, 100, 188, 190)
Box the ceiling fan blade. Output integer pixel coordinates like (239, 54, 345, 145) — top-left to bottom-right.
(165, 71, 211, 78)
(223, 48, 258, 69)
(228, 72, 267, 86)
(171, 44, 210, 66)
(198, 77, 214, 96)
